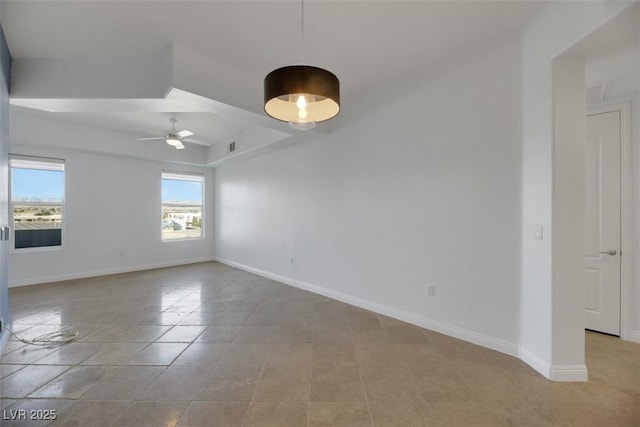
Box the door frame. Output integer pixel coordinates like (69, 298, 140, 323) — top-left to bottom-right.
(587, 101, 633, 341)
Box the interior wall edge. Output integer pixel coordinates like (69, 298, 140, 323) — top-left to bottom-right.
(0, 21, 11, 355)
(8, 256, 216, 288)
(518, 347, 552, 380)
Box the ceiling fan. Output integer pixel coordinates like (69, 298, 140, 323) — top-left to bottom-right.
(137, 117, 194, 150)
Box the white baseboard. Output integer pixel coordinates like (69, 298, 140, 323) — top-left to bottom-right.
(519, 347, 551, 378)
(8, 256, 217, 287)
(214, 256, 520, 358)
(549, 364, 589, 382)
(629, 330, 640, 344)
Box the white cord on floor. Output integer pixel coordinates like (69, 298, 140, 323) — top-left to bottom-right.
(11, 328, 79, 348)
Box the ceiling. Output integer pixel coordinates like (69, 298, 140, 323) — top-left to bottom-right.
(570, 2, 640, 105)
(2, 1, 547, 95)
(2, 1, 552, 161)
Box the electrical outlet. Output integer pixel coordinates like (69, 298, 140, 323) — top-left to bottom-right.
(427, 285, 436, 296)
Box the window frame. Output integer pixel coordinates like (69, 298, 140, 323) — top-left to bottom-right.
(9, 155, 66, 252)
(161, 171, 205, 242)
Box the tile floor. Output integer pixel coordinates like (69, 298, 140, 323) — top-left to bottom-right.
(1, 262, 638, 426)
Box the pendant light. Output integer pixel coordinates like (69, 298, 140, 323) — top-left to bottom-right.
(264, 0, 340, 130)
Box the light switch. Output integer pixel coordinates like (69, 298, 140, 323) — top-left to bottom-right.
(535, 225, 543, 240)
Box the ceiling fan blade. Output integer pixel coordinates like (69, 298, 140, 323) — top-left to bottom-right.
(176, 130, 194, 138)
(137, 127, 165, 136)
(137, 137, 165, 141)
(175, 141, 185, 150)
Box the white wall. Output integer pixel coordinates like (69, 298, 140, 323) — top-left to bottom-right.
(215, 34, 523, 354)
(0, 22, 11, 350)
(214, 0, 638, 379)
(519, 0, 635, 379)
(551, 57, 587, 371)
(9, 119, 215, 286)
(632, 93, 640, 340)
(614, 92, 640, 342)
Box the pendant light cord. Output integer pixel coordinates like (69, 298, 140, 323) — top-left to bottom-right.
(300, 0, 305, 64)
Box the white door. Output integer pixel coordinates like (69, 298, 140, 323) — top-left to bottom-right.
(585, 110, 621, 335)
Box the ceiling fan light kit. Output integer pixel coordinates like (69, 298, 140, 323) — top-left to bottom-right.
(165, 136, 184, 149)
(263, 0, 340, 130)
(137, 117, 192, 150)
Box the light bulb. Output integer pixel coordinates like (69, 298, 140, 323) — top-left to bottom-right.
(296, 95, 307, 110)
(288, 94, 316, 130)
(296, 95, 308, 119)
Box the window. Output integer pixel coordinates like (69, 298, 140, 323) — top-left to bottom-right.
(10, 156, 65, 249)
(161, 172, 204, 241)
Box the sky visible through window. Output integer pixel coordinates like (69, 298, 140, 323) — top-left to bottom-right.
(162, 179, 202, 204)
(12, 168, 64, 202)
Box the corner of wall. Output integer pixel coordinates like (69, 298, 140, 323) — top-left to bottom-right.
(519, 346, 589, 382)
(518, 346, 552, 379)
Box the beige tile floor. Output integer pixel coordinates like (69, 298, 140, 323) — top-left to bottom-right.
(0, 261, 638, 426)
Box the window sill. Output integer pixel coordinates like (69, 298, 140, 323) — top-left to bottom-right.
(11, 245, 64, 254)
